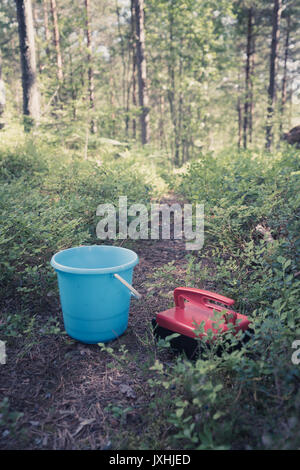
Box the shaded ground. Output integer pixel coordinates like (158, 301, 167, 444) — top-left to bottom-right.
(0, 196, 199, 450)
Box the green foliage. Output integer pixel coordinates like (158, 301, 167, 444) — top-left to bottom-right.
(1, 0, 300, 451)
(104, 404, 134, 425)
(0, 130, 158, 309)
(0, 397, 24, 441)
(88, 144, 300, 449)
(149, 358, 231, 449)
(140, 146, 300, 449)
(177, 147, 300, 259)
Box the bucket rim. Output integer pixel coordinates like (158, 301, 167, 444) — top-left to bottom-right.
(50, 245, 139, 274)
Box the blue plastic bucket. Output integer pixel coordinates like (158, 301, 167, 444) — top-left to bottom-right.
(51, 245, 139, 344)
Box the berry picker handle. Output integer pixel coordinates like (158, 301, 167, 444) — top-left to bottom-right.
(174, 287, 237, 323)
(174, 287, 235, 308)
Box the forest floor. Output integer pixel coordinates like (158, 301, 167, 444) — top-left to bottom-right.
(2, 134, 299, 450)
(0, 194, 201, 450)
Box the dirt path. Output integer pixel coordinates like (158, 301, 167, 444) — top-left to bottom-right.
(0, 196, 194, 450)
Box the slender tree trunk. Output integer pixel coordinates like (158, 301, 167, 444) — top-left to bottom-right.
(243, 7, 253, 149)
(125, 17, 132, 139)
(131, 0, 137, 139)
(84, 0, 96, 133)
(134, 0, 150, 145)
(178, 49, 183, 164)
(125, 81, 131, 138)
(43, 0, 50, 57)
(236, 60, 243, 148)
(279, 14, 290, 134)
(167, 7, 179, 165)
(266, 0, 282, 149)
(0, 50, 6, 129)
(116, 0, 129, 135)
(288, 79, 293, 129)
(109, 71, 116, 137)
(32, 3, 42, 74)
(69, 52, 77, 119)
(159, 94, 165, 149)
(50, 0, 63, 82)
(249, 33, 255, 144)
(15, 0, 40, 129)
(79, 29, 85, 88)
(237, 96, 242, 149)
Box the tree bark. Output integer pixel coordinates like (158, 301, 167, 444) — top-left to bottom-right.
(178, 51, 183, 165)
(69, 52, 77, 119)
(134, 0, 150, 145)
(243, 7, 253, 149)
(43, 0, 50, 57)
(131, 0, 137, 139)
(249, 33, 255, 144)
(265, 0, 282, 149)
(116, 1, 130, 137)
(159, 93, 165, 149)
(0, 50, 6, 129)
(167, 6, 179, 165)
(32, 2, 42, 74)
(15, 0, 40, 128)
(288, 78, 293, 129)
(280, 14, 290, 134)
(84, 0, 96, 133)
(50, 0, 63, 82)
(237, 96, 242, 149)
(109, 71, 116, 137)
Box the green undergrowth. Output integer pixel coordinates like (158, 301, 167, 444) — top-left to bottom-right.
(1, 130, 300, 449)
(140, 147, 300, 449)
(0, 128, 165, 315)
(99, 146, 300, 450)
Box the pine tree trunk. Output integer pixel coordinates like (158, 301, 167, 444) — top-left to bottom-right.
(243, 7, 253, 149)
(249, 33, 255, 144)
(50, 0, 63, 82)
(15, 0, 40, 129)
(32, 3, 42, 74)
(167, 7, 179, 165)
(266, 0, 282, 149)
(178, 51, 183, 165)
(131, 0, 137, 139)
(134, 0, 150, 145)
(236, 62, 243, 149)
(69, 52, 77, 119)
(109, 72, 116, 137)
(159, 93, 165, 149)
(280, 14, 290, 134)
(84, 0, 96, 133)
(237, 96, 242, 149)
(43, 0, 50, 57)
(288, 79, 293, 129)
(0, 50, 6, 129)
